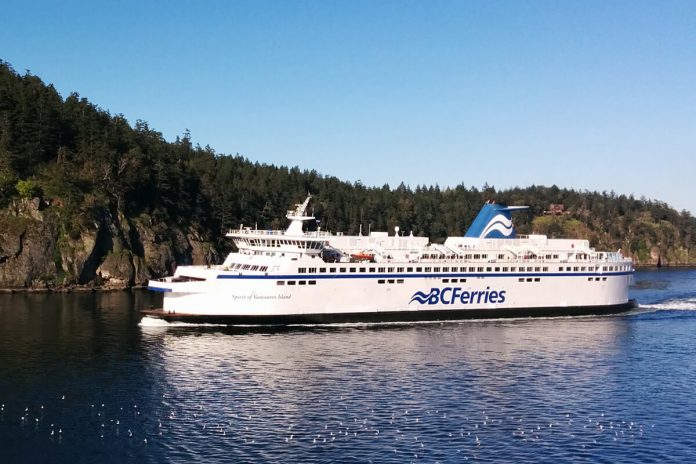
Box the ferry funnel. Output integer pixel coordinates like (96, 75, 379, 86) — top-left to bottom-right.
(464, 203, 529, 239)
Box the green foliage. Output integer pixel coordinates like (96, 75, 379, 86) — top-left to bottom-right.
(0, 59, 695, 265)
(15, 179, 40, 198)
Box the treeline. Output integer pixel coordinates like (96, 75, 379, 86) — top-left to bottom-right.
(1, 61, 695, 265)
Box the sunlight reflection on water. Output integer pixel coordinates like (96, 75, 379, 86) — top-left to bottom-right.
(1, 268, 695, 462)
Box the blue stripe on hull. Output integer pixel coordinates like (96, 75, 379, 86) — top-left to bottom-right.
(216, 271, 634, 280)
(148, 286, 172, 292)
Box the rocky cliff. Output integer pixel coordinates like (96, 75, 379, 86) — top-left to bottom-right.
(0, 198, 219, 291)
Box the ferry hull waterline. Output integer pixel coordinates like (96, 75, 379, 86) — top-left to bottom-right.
(145, 195, 636, 324)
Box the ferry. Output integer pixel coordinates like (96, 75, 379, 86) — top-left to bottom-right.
(143, 195, 635, 324)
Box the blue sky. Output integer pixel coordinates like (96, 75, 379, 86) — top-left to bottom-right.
(3, 0, 695, 213)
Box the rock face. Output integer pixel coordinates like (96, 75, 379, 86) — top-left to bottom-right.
(0, 199, 219, 290)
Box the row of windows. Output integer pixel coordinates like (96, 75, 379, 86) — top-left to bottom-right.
(227, 263, 269, 272)
(459, 253, 563, 260)
(296, 264, 629, 274)
(559, 265, 630, 272)
(239, 238, 324, 249)
(277, 280, 317, 286)
(463, 254, 489, 260)
(275, 276, 611, 286)
(297, 265, 551, 274)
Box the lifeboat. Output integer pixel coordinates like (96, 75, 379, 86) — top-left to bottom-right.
(350, 250, 375, 262)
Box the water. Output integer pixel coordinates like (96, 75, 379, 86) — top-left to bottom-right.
(1, 269, 695, 463)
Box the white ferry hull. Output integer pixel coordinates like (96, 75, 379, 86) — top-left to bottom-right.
(145, 270, 635, 324)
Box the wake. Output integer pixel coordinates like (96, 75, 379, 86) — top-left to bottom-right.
(638, 297, 696, 312)
(138, 316, 228, 327)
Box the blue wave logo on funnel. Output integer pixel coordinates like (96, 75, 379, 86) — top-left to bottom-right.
(465, 203, 528, 239)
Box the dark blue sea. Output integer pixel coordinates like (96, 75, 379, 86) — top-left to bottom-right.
(1, 268, 695, 463)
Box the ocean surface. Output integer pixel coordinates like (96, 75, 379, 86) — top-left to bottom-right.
(1, 268, 695, 463)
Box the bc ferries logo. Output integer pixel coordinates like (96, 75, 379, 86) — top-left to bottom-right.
(410, 287, 506, 305)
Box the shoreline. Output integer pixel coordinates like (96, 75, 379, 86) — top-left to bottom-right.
(0, 284, 148, 294)
(633, 263, 696, 268)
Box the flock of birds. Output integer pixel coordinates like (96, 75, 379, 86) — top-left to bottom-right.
(1, 393, 653, 461)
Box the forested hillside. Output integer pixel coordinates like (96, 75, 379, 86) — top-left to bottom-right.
(1, 61, 694, 289)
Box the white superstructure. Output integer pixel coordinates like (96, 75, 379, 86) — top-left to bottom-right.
(145, 195, 635, 323)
